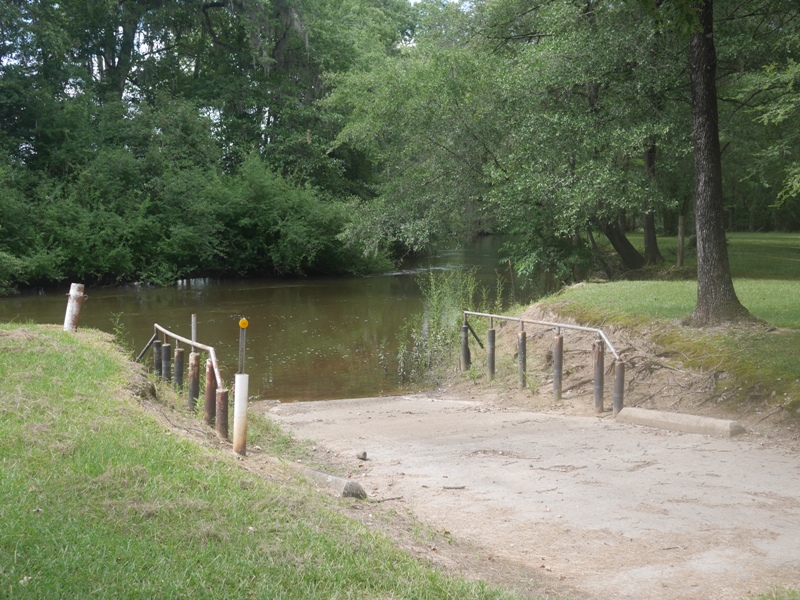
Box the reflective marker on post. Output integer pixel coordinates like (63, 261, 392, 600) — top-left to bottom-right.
(238, 318, 248, 374)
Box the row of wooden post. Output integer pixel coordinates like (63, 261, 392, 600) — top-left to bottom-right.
(460, 320, 625, 416)
(151, 339, 230, 440)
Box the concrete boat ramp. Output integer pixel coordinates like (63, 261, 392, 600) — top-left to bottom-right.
(261, 393, 800, 600)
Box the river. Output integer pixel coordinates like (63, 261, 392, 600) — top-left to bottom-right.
(0, 237, 519, 401)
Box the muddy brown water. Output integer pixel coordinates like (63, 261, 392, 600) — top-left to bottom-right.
(0, 238, 520, 401)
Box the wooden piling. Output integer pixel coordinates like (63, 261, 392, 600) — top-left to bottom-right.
(613, 360, 625, 416)
(216, 388, 229, 440)
(487, 328, 496, 380)
(161, 343, 172, 383)
(188, 352, 200, 411)
(153, 340, 162, 377)
(593, 338, 605, 414)
(518, 327, 527, 390)
(63, 283, 86, 332)
(173, 347, 184, 391)
(204, 358, 216, 427)
(460, 325, 471, 372)
(553, 333, 563, 402)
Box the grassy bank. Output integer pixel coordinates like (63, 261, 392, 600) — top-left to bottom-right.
(0, 324, 520, 599)
(539, 233, 800, 409)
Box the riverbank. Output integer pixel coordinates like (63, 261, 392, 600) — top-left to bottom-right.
(4, 275, 799, 599)
(0, 324, 523, 599)
(259, 293, 800, 600)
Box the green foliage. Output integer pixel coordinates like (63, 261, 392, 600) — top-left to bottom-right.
(0, 251, 26, 296)
(4, 0, 800, 294)
(0, 0, 411, 291)
(749, 588, 800, 600)
(329, 0, 800, 295)
(397, 267, 483, 383)
(109, 312, 133, 355)
(742, 56, 800, 205)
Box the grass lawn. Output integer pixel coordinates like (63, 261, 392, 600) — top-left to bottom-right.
(0, 324, 522, 599)
(616, 231, 800, 279)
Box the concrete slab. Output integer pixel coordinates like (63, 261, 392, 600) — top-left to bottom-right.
(616, 406, 746, 438)
(261, 393, 800, 600)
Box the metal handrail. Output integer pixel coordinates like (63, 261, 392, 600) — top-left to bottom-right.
(135, 323, 223, 388)
(463, 310, 620, 360)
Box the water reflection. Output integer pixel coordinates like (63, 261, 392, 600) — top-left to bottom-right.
(0, 237, 517, 401)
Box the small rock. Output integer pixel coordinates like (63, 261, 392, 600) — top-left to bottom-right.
(356, 451, 368, 461)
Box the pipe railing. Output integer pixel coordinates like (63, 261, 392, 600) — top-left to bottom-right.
(462, 310, 626, 415)
(463, 311, 620, 360)
(155, 323, 223, 389)
(136, 321, 230, 438)
(136, 323, 223, 389)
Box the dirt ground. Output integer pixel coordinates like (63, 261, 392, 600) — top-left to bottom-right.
(256, 306, 800, 600)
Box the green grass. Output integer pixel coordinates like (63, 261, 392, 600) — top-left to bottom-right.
(0, 324, 523, 599)
(543, 279, 800, 328)
(749, 589, 800, 600)
(605, 231, 800, 280)
(727, 233, 800, 279)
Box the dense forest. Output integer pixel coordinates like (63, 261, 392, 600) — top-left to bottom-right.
(1, 0, 799, 303)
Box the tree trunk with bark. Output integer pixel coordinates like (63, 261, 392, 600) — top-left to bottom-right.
(643, 142, 663, 265)
(688, 0, 751, 325)
(602, 220, 645, 270)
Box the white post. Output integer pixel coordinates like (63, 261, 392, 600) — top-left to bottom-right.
(63, 283, 87, 332)
(233, 373, 249, 456)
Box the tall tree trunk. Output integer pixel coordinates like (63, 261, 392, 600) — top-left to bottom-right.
(587, 229, 613, 279)
(688, 0, 751, 325)
(677, 215, 686, 267)
(602, 220, 645, 270)
(643, 142, 663, 265)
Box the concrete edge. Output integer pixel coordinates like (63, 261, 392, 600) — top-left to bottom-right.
(616, 407, 746, 438)
(302, 467, 367, 499)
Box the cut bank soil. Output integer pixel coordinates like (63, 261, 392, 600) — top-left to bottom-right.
(257, 306, 800, 600)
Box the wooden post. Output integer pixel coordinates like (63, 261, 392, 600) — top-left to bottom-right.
(677, 214, 686, 267)
(487, 328, 496, 380)
(613, 360, 625, 416)
(593, 338, 605, 414)
(63, 283, 87, 332)
(173, 347, 184, 391)
(460, 325, 471, 372)
(216, 388, 229, 440)
(161, 343, 172, 383)
(187, 352, 200, 411)
(553, 332, 563, 402)
(153, 340, 162, 377)
(518, 325, 527, 390)
(204, 359, 216, 427)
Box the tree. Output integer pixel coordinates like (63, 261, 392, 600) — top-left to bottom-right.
(330, 0, 687, 279)
(686, 0, 752, 324)
(0, 0, 413, 290)
(734, 1, 800, 216)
